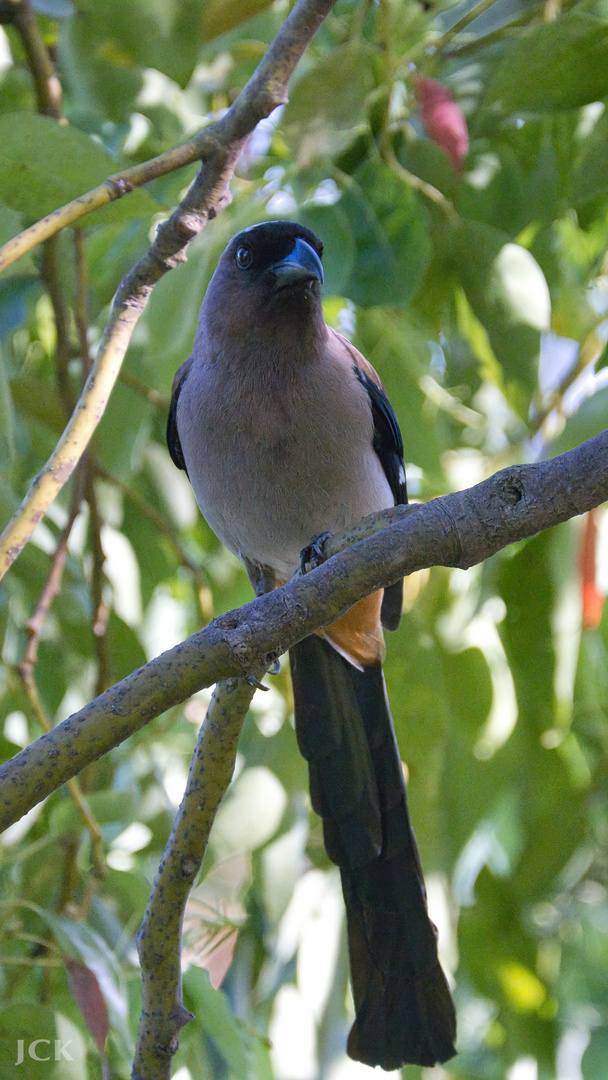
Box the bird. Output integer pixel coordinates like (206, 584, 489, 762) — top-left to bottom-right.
(166, 219, 457, 1070)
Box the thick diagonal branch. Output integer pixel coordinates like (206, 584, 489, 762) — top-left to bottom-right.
(0, 428, 605, 833)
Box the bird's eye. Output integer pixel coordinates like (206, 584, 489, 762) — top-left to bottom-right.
(236, 245, 253, 269)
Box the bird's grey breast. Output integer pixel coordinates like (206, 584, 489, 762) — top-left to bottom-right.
(177, 353, 391, 577)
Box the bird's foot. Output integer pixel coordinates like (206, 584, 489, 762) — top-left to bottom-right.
(245, 674, 269, 692)
(245, 657, 280, 690)
(300, 532, 332, 575)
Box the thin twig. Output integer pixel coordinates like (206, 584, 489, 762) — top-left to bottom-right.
(17, 468, 106, 874)
(1, 428, 606, 833)
(14, 2, 77, 422)
(0, 147, 205, 275)
(92, 462, 202, 575)
(118, 370, 170, 412)
(12, 0, 62, 119)
(382, 142, 460, 224)
(41, 235, 76, 416)
(20, 477, 83, 674)
(85, 468, 111, 698)
(73, 228, 92, 376)
(95, 461, 211, 621)
(133, 676, 259, 1080)
(0, 0, 338, 582)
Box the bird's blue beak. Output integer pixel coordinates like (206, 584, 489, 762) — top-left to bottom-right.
(270, 237, 324, 289)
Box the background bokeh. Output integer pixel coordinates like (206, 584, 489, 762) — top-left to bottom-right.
(1, 1, 608, 1077)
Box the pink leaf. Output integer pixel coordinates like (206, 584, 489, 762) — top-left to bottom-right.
(415, 77, 469, 173)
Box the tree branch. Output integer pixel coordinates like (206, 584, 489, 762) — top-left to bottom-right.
(0, 429, 605, 833)
(0, 0, 338, 582)
(11, 0, 62, 120)
(133, 676, 259, 1080)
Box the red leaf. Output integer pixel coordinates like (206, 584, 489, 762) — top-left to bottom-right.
(64, 958, 109, 1056)
(414, 76, 469, 173)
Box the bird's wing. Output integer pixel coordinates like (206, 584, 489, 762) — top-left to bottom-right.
(329, 329, 406, 630)
(166, 354, 194, 475)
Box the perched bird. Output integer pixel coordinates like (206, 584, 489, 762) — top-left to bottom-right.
(167, 220, 456, 1069)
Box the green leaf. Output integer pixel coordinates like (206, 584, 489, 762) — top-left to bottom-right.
(0, 734, 22, 765)
(457, 220, 548, 404)
(48, 790, 136, 834)
(65, 0, 204, 89)
(202, 0, 277, 41)
(285, 41, 377, 136)
(353, 307, 442, 473)
(339, 159, 431, 308)
(574, 125, 608, 206)
(485, 12, 608, 113)
(183, 966, 254, 1078)
(106, 611, 148, 683)
(0, 343, 16, 464)
(28, 912, 132, 1046)
(394, 128, 459, 200)
(583, 1026, 608, 1079)
(52, 1015, 88, 1080)
(210, 766, 287, 858)
(548, 385, 608, 456)
(298, 201, 356, 297)
(0, 1004, 58, 1080)
(0, 114, 157, 223)
(0, 201, 38, 277)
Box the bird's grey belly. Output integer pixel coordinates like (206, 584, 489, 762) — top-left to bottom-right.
(185, 430, 391, 580)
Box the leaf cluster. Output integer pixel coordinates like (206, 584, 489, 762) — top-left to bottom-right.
(1, 1, 608, 1078)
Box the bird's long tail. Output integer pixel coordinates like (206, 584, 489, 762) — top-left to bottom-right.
(289, 634, 457, 1070)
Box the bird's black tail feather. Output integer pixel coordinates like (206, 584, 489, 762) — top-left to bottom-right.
(289, 634, 457, 1071)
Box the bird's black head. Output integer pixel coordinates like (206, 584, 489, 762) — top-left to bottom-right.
(196, 220, 328, 368)
(199, 221, 326, 352)
(224, 220, 324, 294)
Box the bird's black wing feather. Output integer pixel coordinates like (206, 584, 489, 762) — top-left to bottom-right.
(355, 366, 407, 506)
(354, 367, 407, 630)
(166, 366, 190, 475)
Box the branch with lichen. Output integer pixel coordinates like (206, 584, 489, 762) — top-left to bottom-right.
(0, 0, 338, 582)
(0, 428, 606, 833)
(133, 676, 259, 1080)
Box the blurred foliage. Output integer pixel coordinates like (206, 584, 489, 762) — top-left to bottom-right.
(0, 0, 608, 1077)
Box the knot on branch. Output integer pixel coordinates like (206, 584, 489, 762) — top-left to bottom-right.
(181, 857, 198, 880)
(107, 176, 134, 199)
(496, 472, 526, 506)
(171, 1005, 195, 1031)
(172, 212, 206, 244)
(262, 84, 289, 114)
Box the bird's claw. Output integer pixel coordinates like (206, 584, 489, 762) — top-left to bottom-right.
(245, 674, 269, 691)
(300, 532, 332, 575)
(245, 658, 280, 690)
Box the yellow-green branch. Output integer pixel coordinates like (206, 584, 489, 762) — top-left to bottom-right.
(0, 143, 202, 275)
